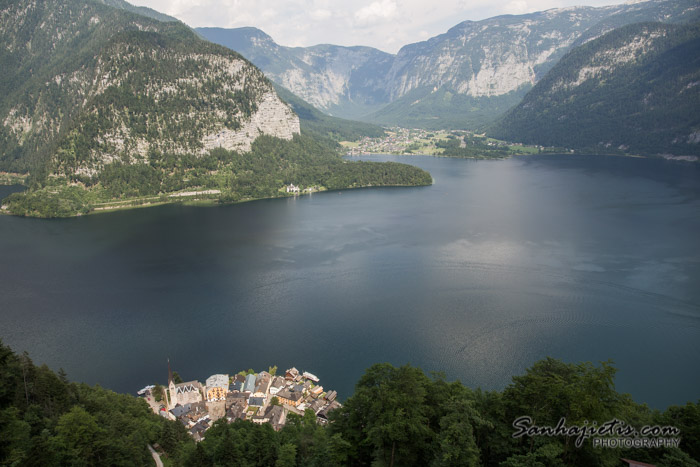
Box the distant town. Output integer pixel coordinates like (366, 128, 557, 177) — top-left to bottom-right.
(341, 127, 551, 157)
(138, 364, 341, 441)
(342, 127, 454, 156)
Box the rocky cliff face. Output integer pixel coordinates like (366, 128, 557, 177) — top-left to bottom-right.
(196, 27, 393, 119)
(489, 22, 700, 156)
(202, 91, 299, 153)
(0, 0, 299, 178)
(198, 0, 699, 128)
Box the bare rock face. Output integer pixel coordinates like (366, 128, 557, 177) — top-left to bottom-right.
(490, 21, 700, 156)
(0, 0, 303, 179)
(203, 91, 299, 153)
(197, 0, 699, 125)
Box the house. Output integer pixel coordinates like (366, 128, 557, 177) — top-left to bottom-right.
(269, 376, 286, 395)
(243, 374, 256, 393)
(325, 390, 337, 402)
(187, 401, 209, 421)
(308, 399, 326, 414)
(169, 404, 192, 419)
(205, 374, 229, 401)
(249, 397, 265, 407)
(226, 399, 248, 422)
(317, 400, 341, 421)
(229, 380, 243, 392)
(250, 413, 270, 425)
(276, 388, 304, 407)
(189, 421, 209, 442)
(265, 405, 286, 431)
(285, 367, 299, 381)
(226, 392, 248, 409)
(254, 372, 271, 398)
(286, 184, 300, 193)
(310, 385, 323, 398)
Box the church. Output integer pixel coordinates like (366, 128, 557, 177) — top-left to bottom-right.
(167, 359, 203, 409)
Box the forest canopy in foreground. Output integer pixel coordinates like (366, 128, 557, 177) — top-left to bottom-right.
(0, 340, 697, 466)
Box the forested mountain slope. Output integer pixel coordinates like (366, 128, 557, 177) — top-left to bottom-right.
(198, 0, 700, 129)
(0, 0, 430, 217)
(489, 22, 700, 156)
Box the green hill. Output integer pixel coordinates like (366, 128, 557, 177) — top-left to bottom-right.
(0, 0, 430, 218)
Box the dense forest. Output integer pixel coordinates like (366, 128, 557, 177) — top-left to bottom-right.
(0, 0, 422, 219)
(1, 340, 697, 466)
(3, 133, 432, 218)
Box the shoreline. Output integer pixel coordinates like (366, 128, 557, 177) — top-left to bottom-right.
(345, 150, 700, 162)
(1, 180, 432, 219)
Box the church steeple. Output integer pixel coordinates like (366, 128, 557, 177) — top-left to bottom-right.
(168, 358, 173, 386)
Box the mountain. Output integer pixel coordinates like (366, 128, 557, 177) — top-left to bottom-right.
(0, 0, 431, 217)
(489, 22, 700, 156)
(0, 0, 298, 175)
(198, 0, 700, 129)
(96, 0, 180, 22)
(271, 84, 386, 142)
(196, 27, 394, 120)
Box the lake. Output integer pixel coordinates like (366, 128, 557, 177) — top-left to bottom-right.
(1, 154, 699, 407)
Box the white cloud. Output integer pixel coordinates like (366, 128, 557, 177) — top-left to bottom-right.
(127, 0, 629, 53)
(311, 8, 333, 20)
(503, 0, 530, 14)
(354, 0, 398, 24)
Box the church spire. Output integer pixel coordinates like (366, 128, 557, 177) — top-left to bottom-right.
(168, 358, 173, 386)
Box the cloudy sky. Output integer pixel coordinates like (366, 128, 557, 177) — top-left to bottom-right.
(129, 0, 628, 53)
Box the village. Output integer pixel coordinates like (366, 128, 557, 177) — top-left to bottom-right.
(341, 127, 553, 157)
(138, 365, 341, 441)
(342, 127, 440, 155)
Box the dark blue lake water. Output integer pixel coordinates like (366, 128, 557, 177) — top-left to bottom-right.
(1, 154, 698, 407)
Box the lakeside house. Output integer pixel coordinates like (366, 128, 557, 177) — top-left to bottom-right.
(243, 374, 256, 393)
(205, 374, 229, 401)
(286, 184, 300, 193)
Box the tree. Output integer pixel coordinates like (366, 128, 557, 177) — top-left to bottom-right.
(53, 406, 104, 464)
(276, 443, 297, 467)
(432, 398, 481, 466)
(153, 383, 164, 402)
(331, 363, 435, 466)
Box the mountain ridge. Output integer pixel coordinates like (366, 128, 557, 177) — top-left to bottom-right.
(0, 0, 431, 217)
(197, 0, 700, 128)
(488, 21, 700, 156)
